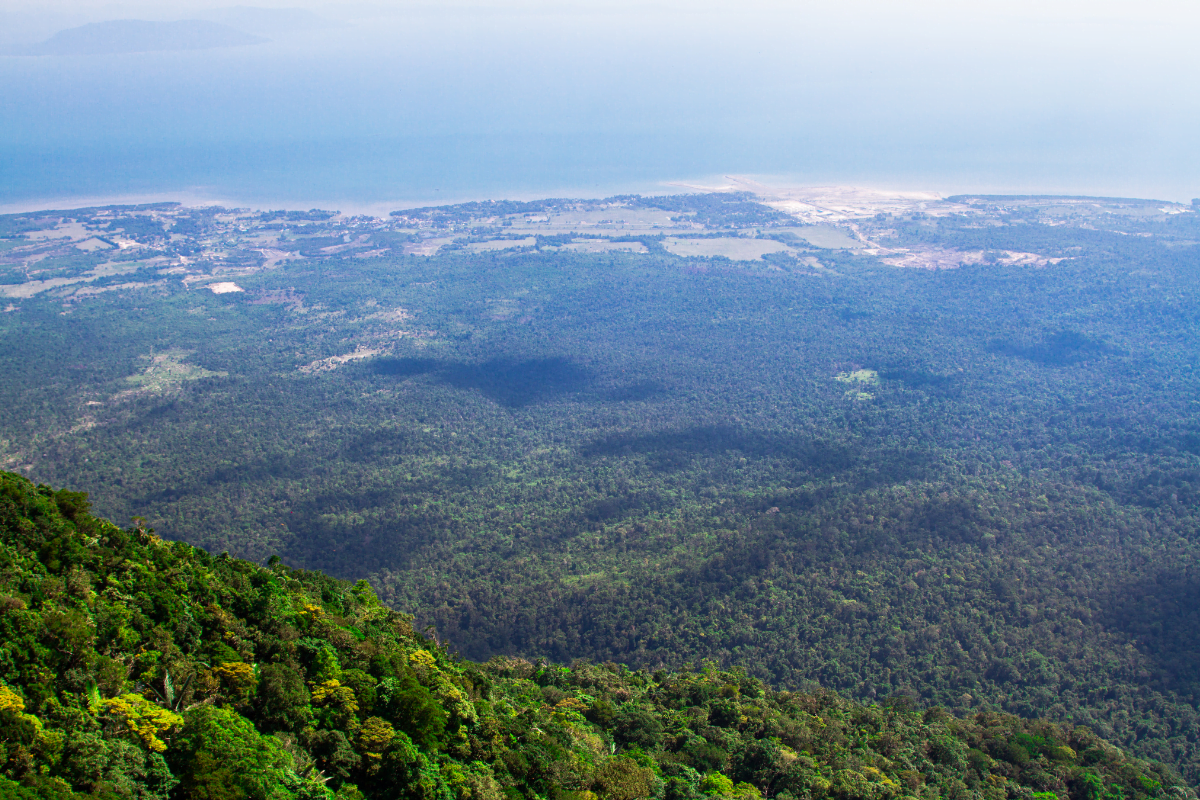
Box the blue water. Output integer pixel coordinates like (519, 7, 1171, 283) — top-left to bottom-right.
(3, 5, 1198, 211)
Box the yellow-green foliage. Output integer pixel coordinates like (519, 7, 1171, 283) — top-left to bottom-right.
(0, 685, 25, 714)
(310, 679, 359, 714)
(358, 717, 396, 756)
(210, 661, 258, 699)
(102, 694, 184, 752)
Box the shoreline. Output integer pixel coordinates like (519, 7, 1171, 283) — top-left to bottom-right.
(0, 180, 698, 218)
(1, 177, 1191, 219)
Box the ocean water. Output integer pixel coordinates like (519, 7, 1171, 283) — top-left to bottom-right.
(2, 3, 1198, 212)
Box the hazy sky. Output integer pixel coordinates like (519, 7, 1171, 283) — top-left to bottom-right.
(2, 0, 1198, 209)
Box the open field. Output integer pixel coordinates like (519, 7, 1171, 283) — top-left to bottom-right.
(402, 237, 455, 256)
(878, 247, 1067, 270)
(776, 225, 862, 249)
(466, 237, 537, 251)
(663, 237, 794, 260)
(23, 220, 91, 241)
(561, 240, 647, 254)
(0, 257, 151, 298)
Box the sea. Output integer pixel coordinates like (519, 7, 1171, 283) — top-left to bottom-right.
(2, 4, 1197, 213)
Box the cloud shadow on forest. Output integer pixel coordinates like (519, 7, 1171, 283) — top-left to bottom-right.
(1102, 568, 1200, 695)
(580, 491, 666, 524)
(880, 367, 961, 396)
(366, 356, 656, 407)
(988, 329, 1114, 366)
(581, 425, 854, 473)
(280, 492, 445, 576)
(581, 425, 936, 489)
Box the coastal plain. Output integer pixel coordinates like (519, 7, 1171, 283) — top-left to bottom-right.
(3, 185, 1200, 785)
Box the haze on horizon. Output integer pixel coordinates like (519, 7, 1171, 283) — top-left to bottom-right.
(1, 0, 1198, 210)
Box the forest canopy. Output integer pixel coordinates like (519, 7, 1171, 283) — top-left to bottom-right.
(0, 471, 1188, 800)
(2, 195, 1200, 783)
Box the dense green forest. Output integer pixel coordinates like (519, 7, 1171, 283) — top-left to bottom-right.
(0, 470, 1189, 800)
(2, 196, 1200, 783)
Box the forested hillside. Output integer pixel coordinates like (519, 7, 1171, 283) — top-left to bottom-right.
(3, 197, 1200, 782)
(0, 471, 1188, 800)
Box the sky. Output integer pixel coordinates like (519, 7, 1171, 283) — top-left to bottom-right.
(1, 0, 1198, 211)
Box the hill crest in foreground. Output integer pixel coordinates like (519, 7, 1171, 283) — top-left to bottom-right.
(0, 471, 1188, 800)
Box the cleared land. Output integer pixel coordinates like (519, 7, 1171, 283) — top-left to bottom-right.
(880, 247, 1066, 270)
(466, 238, 537, 252)
(23, 221, 91, 241)
(781, 225, 862, 249)
(561, 240, 647, 254)
(508, 207, 683, 233)
(299, 347, 384, 375)
(119, 349, 226, 396)
(403, 238, 455, 256)
(0, 258, 148, 298)
(663, 237, 794, 260)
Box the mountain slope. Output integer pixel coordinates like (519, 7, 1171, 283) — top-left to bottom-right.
(0, 471, 1188, 800)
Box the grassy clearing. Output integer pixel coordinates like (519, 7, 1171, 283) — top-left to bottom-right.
(121, 349, 226, 394)
(783, 225, 862, 249)
(834, 368, 878, 400)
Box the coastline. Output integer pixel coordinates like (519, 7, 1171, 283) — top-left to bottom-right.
(0, 183, 687, 218)
(1, 174, 1193, 218)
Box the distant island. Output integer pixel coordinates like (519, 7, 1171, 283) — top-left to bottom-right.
(11, 19, 268, 56)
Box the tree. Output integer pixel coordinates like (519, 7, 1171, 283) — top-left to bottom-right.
(168, 706, 295, 800)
